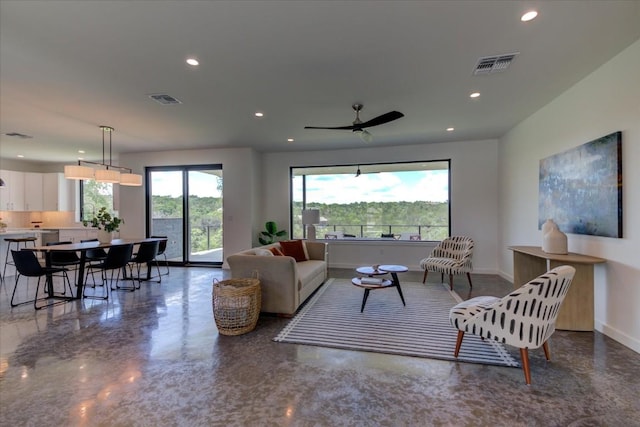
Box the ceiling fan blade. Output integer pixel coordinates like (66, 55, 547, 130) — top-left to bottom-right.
(360, 111, 404, 128)
(304, 125, 356, 130)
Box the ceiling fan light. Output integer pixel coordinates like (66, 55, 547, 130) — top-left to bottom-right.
(359, 130, 373, 143)
(120, 173, 143, 186)
(95, 169, 121, 183)
(64, 165, 94, 180)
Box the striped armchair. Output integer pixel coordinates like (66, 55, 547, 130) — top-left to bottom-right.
(420, 236, 474, 290)
(449, 265, 576, 385)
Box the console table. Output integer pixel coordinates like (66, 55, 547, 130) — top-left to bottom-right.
(508, 246, 606, 332)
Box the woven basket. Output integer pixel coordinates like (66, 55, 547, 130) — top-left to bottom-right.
(212, 277, 261, 336)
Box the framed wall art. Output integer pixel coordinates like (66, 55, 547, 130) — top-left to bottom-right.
(539, 131, 622, 238)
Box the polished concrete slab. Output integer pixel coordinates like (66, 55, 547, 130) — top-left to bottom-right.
(1, 268, 639, 426)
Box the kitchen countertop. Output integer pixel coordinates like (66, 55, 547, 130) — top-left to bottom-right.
(1, 227, 90, 234)
(1, 228, 55, 236)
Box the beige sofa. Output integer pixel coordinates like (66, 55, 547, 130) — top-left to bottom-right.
(226, 241, 328, 316)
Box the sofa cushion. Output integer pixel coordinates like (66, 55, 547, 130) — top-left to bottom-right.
(297, 260, 326, 285)
(279, 240, 308, 262)
(254, 248, 274, 256)
(269, 246, 284, 256)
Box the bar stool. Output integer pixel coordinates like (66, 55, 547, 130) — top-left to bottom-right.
(2, 237, 38, 282)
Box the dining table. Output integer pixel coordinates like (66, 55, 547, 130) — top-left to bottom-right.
(26, 237, 167, 300)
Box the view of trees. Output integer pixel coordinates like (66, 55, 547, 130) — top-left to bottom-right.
(292, 200, 449, 240)
(152, 195, 223, 251)
(81, 180, 114, 220)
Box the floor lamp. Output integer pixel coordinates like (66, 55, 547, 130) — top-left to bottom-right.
(302, 209, 320, 241)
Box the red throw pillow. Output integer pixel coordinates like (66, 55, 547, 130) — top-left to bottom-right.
(279, 240, 308, 262)
(269, 246, 284, 256)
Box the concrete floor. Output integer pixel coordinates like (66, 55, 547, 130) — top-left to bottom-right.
(0, 267, 639, 426)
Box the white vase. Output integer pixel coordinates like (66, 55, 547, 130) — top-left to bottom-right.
(97, 230, 113, 244)
(541, 219, 556, 237)
(542, 223, 568, 254)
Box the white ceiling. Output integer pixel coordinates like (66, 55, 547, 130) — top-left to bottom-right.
(1, 1, 639, 164)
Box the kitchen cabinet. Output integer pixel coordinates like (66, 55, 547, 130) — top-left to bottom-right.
(43, 173, 75, 211)
(0, 170, 75, 212)
(0, 170, 25, 211)
(24, 172, 44, 211)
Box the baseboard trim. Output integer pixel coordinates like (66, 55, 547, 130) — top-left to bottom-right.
(595, 320, 640, 354)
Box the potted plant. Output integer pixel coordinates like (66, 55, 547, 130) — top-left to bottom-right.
(83, 207, 123, 243)
(258, 221, 287, 245)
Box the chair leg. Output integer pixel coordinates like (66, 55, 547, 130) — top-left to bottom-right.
(449, 274, 454, 290)
(83, 267, 108, 300)
(422, 269, 428, 284)
(542, 341, 551, 361)
(520, 348, 532, 385)
(10, 274, 29, 307)
(454, 330, 464, 357)
(152, 260, 163, 283)
(466, 272, 473, 288)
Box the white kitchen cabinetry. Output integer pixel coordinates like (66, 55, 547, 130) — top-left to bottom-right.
(43, 173, 75, 211)
(58, 229, 98, 244)
(24, 172, 44, 211)
(0, 170, 25, 211)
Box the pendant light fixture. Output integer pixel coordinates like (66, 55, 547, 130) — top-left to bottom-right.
(64, 125, 142, 186)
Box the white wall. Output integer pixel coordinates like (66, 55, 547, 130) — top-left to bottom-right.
(262, 139, 499, 273)
(498, 40, 640, 352)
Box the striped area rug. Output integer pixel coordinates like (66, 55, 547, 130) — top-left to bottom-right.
(274, 278, 519, 367)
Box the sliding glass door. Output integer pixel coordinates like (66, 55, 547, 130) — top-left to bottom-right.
(146, 165, 223, 266)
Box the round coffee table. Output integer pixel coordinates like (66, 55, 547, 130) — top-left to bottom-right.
(356, 266, 387, 276)
(352, 264, 408, 313)
(351, 277, 394, 312)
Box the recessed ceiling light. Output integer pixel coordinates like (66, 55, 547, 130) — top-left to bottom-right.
(78, 150, 85, 154)
(446, 127, 454, 132)
(287, 138, 294, 142)
(254, 112, 264, 118)
(17, 154, 24, 158)
(521, 11, 538, 22)
(470, 92, 480, 98)
(186, 58, 199, 66)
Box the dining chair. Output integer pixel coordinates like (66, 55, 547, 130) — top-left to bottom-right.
(11, 249, 73, 309)
(83, 243, 134, 299)
(45, 241, 81, 284)
(150, 236, 169, 279)
(128, 240, 160, 287)
(80, 238, 108, 286)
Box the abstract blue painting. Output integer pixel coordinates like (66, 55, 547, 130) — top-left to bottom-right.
(539, 131, 622, 238)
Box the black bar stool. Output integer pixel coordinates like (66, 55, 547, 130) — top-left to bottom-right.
(2, 237, 38, 282)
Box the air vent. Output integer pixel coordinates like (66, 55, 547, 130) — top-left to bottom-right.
(5, 132, 33, 139)
(148, 94, 182, 105)
(473, 52, 519, 75)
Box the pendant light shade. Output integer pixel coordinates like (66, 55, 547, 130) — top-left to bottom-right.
(120, 173, 143, 186)
(64, 165, 95, 180)
(64, 125, 142, 186)
(94, 168, 121, 183)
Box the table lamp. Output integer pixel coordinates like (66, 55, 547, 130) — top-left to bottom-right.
(302, 209, 320, 241)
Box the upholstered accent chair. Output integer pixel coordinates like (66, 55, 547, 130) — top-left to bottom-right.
(449, 265, 576, 385)
(420, 236, 474, 290)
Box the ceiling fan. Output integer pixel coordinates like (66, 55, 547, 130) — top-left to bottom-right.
(304, 103, 404, 142)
